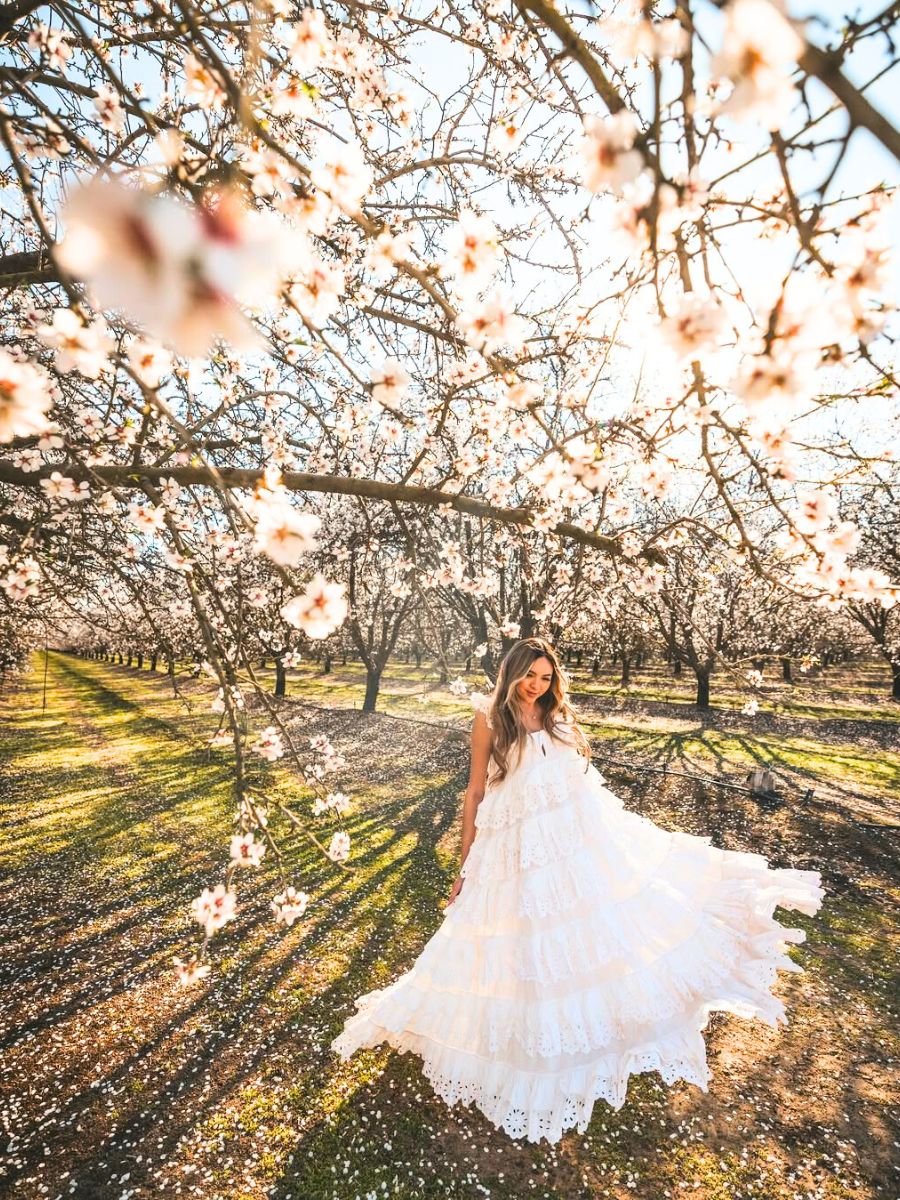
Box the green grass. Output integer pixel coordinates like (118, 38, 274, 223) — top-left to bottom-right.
(1, 652, 896, 1200)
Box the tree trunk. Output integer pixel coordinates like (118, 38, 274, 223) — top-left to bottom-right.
(322, 651, 332, 674)
(127, 653, 133, 667)
(167, 657, 175, 679)
(781, 656, 792, 684)
(591, 656, 600, 676)
(673, 658, 682, 677)
(620, 655, 632, 687)
(362, 666, 381, 712)
(892, 664, 900, 701)
(274, 659, 286, 698)
(136, 652, 143, 669)
(694, 668, 710, 709)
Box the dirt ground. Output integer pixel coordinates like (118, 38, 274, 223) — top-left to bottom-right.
(1, 654, 897, 1200)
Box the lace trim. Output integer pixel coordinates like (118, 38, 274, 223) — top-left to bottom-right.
(333, 1006, 715, 1143)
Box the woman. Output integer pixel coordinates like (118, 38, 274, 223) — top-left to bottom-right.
(331, 637, 825, 1144)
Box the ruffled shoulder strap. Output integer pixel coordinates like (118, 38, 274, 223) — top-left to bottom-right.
(469, 690, 495, 730)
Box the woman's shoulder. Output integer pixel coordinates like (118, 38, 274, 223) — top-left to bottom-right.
(469, 690, 495, 730)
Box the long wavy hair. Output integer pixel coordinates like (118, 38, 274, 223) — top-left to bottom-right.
(484, 637, 592, 784)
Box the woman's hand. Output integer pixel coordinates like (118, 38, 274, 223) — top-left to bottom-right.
(443, 872, 464, 909)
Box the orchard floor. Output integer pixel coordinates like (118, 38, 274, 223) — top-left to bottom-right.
(1, 653, 897, 1200)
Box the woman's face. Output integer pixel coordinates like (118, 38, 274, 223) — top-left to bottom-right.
(516, 656, 554, 704)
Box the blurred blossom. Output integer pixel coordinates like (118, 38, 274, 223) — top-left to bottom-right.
(281, 573, 349, 638)
(577, 111, 645, 194)
(711, 0, 803, 129)
(57, 176, 299, 356)
(0, 349, 53, 441)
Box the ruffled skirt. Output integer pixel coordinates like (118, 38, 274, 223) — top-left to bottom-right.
(330, 756, 825, 1144)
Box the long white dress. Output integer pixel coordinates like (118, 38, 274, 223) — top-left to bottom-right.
(330, 698, 825, 1144)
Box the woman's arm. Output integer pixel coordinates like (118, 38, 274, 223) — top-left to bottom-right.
(460, 710, 491, 865)
(444, 710, 491, 907)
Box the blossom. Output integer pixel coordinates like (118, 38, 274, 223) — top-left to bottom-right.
(2, 557, 41, 601)
(172, 955, 211, 986)
(40, 472, 89, 502)
(57, 176, 297, 356)
(251, 726, 285, 762)
(127, 337, 174, 388)
(311, 138, 372, 213)
(731, 350, 811, 409)
(741, 699, 760, 716)
(449, 676, 469, 696)
(183, 53, 226, 109)
(36, 309, 112, 378)
(209, 729, 233, 748)
(285, 8, 331, 72)
(457, 291, 525, 355)
(229, 832, 266, 867)
(128, 501, 167, 533)
(191, 883, 237, 935)
(0, 349, 53, 441)
(659, 294, 728, 362)
(577, 111, 645, 193)
(252, 492, 321, 566)
(271, 886, 310, 926)
(281, 574, 349, 639)
(364, 229, 412, 279)
(442, 210, 500, 293)
(794, 489, 837, 534)
(711, 0, 803, 129)
(289, 254, 345, 328)
(370, 358, 410, 409)
(489, 115, 525, 158)
(93, 85, 126, 132)
(326, 830, 351, 863)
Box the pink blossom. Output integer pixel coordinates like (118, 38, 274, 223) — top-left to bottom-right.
(281, 574, 348, 638)
(126, 338, 173, 388)
(183, 53, 226, 109)
(172, 955, 211, 986)
(577, 111, 645, 194)
(370, 358, 410, 409)
(326, 830, 351, 863)
(251, 726, 285, 762)
(659, 293, 727, 362)
(191, 883, 237, 935)
(711, 0, 803, 129)
(37, 309, 112, 378)
(58, 177, 296, 356)
(289, 253, 345, 328)
(0, 349, 53, 442)
(284, 8, 331, 72)
(1, 557, 41, 601)
(40, 472, 89, 502)
(128, 501, 167, 533)
(271, 886, 310, 926)
(252, 491, 321, 566)
(229, 832, 266, 868)
(311, 138, 372, 213)
(489, 115, 525, 158)
(443, 210, 500, 293)
(457, 291, 525, 355)
(93, 85, 126, 133)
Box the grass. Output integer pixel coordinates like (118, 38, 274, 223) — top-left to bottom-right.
(0, 652, 897, 1200)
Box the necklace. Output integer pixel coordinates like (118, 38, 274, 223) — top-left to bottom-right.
(523, 706, 542, 732)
